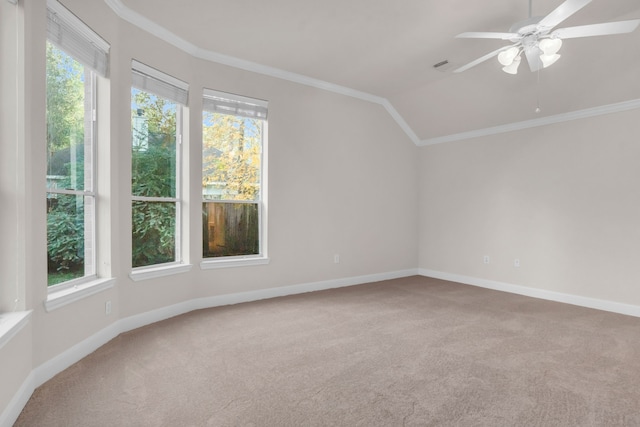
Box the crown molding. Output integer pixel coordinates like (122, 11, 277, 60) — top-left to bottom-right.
(103, 0, 421, 146)
(419, 98, 640, 146)
(104, 0, 639, 149)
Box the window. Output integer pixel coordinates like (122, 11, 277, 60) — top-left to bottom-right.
(131, 61, 187, 269)
(202, 90, 267, 262)
(46, 0, 109, 287)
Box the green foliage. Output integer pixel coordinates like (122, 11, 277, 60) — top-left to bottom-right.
(132, 200, 176, 268)
(46, 42, 84, 155)
(46, 43, 86, 284)
(131, 89, 178, 267)
(47, 194, 84, 277)
(132, 90, 176, 137)
(132, 138, 176, 198)
(131, 143, 177, 268)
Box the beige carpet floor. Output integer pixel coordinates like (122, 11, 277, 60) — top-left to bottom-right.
(15, 276, 640, 426)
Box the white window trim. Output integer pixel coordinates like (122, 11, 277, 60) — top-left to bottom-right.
(130, 262, 193, 282)
(45, 45, 99, 288)
(0, 310, 32, 351)
(202, 91, 268, 264)
(131, 67, 187, 273)
(200, 256, 270, 270)
(45, 277, 115, 312)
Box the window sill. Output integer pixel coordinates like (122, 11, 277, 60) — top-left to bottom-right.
(129, 263, 193, 282)
(0, 310, 32, 351)
(200, 256, 270, 270)
(45, 278, 115, 312)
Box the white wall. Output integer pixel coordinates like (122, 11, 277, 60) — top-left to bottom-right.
(0, 0, 26, 313)
(6, 0, 638, 423)
(419, 108, 640, 306)
(0, 0, 418, 422)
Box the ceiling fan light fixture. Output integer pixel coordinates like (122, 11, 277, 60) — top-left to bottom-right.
(502, 55, 522, 74)
(540, 53, 561, 68)
(539, 37, 562, 55)
(498, 46, 520, 66)
(454, 0, 640, 75)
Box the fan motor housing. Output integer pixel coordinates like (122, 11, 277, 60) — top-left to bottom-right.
(510, 16, 544, 34)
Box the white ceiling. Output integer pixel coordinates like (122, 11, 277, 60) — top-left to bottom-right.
(116, 0, 640, 142)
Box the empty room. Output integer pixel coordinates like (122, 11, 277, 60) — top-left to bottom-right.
(1, 0, 640, 425)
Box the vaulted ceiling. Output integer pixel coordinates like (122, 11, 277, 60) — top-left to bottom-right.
(114, 0, 640, 144)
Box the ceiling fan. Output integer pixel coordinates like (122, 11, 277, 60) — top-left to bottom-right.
(454, 0, 640, 74)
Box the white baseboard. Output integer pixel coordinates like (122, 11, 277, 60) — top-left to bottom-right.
(120, 269, 418, 332)
(0, 372, 35, 427)
(1, 268, 418, 427)
(194, 268, 420, 310)
(33, 322, 122, 388)
(419, 269, 640, 318)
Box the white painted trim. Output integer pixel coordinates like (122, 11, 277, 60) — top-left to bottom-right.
(0, 268, 418, 426)
(103, 0, 640, 149)
(129, 263, 193, 282)
(0, 371, 35, 427)
(195, 268, 419, 309)
(419, 99, 640, 146)
(103, 0, 380, 104)
(102, 0, 419, 145)
(123, 268, 418, 330)
(380, 99, 420, 145)
(34, 321, 121, 387)
(419, 269, 640, 318)
(200, 257, 270, 270)
(0, 310, 31, 351)
(44, 278, 115, 312)
(4, 268, 639, 426)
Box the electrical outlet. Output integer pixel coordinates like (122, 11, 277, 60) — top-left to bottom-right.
(514, 259, 520, 267)
(105, 300, 112, 315)
(334, 254, 340, 264)
(483, 255, 490, 264)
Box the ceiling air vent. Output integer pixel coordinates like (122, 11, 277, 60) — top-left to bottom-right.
(433, 59, 455, 72)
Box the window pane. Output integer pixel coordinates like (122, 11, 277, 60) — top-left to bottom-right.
(202, 112, 261, 201)
(47, 194, 86, 285)
(203, 202, 259, 258)
(132, 201, 176, 268)
(46, 40, 95, 287)
(131, 88, 177, 198)
(46, 42, 88, 192)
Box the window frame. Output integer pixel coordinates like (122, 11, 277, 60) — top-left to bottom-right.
(44, 0, 115, 308)
(130, 61, 188, 275)
(45, 26, 99, 292)
(200, 89, 269, 269)
(45, 65, 98, 292)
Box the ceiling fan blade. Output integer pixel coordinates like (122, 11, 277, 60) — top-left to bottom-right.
(453, 46, 513, 73)
(552, 19, 640, 39)
(456, 31, 519, 40)
(524, 46, 544, 72)
(538, 0, 592, 30)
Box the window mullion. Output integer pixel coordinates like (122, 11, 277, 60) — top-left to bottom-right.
(132, 196, 178, 203)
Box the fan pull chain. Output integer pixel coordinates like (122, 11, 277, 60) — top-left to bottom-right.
(535, 69, 541, 113)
